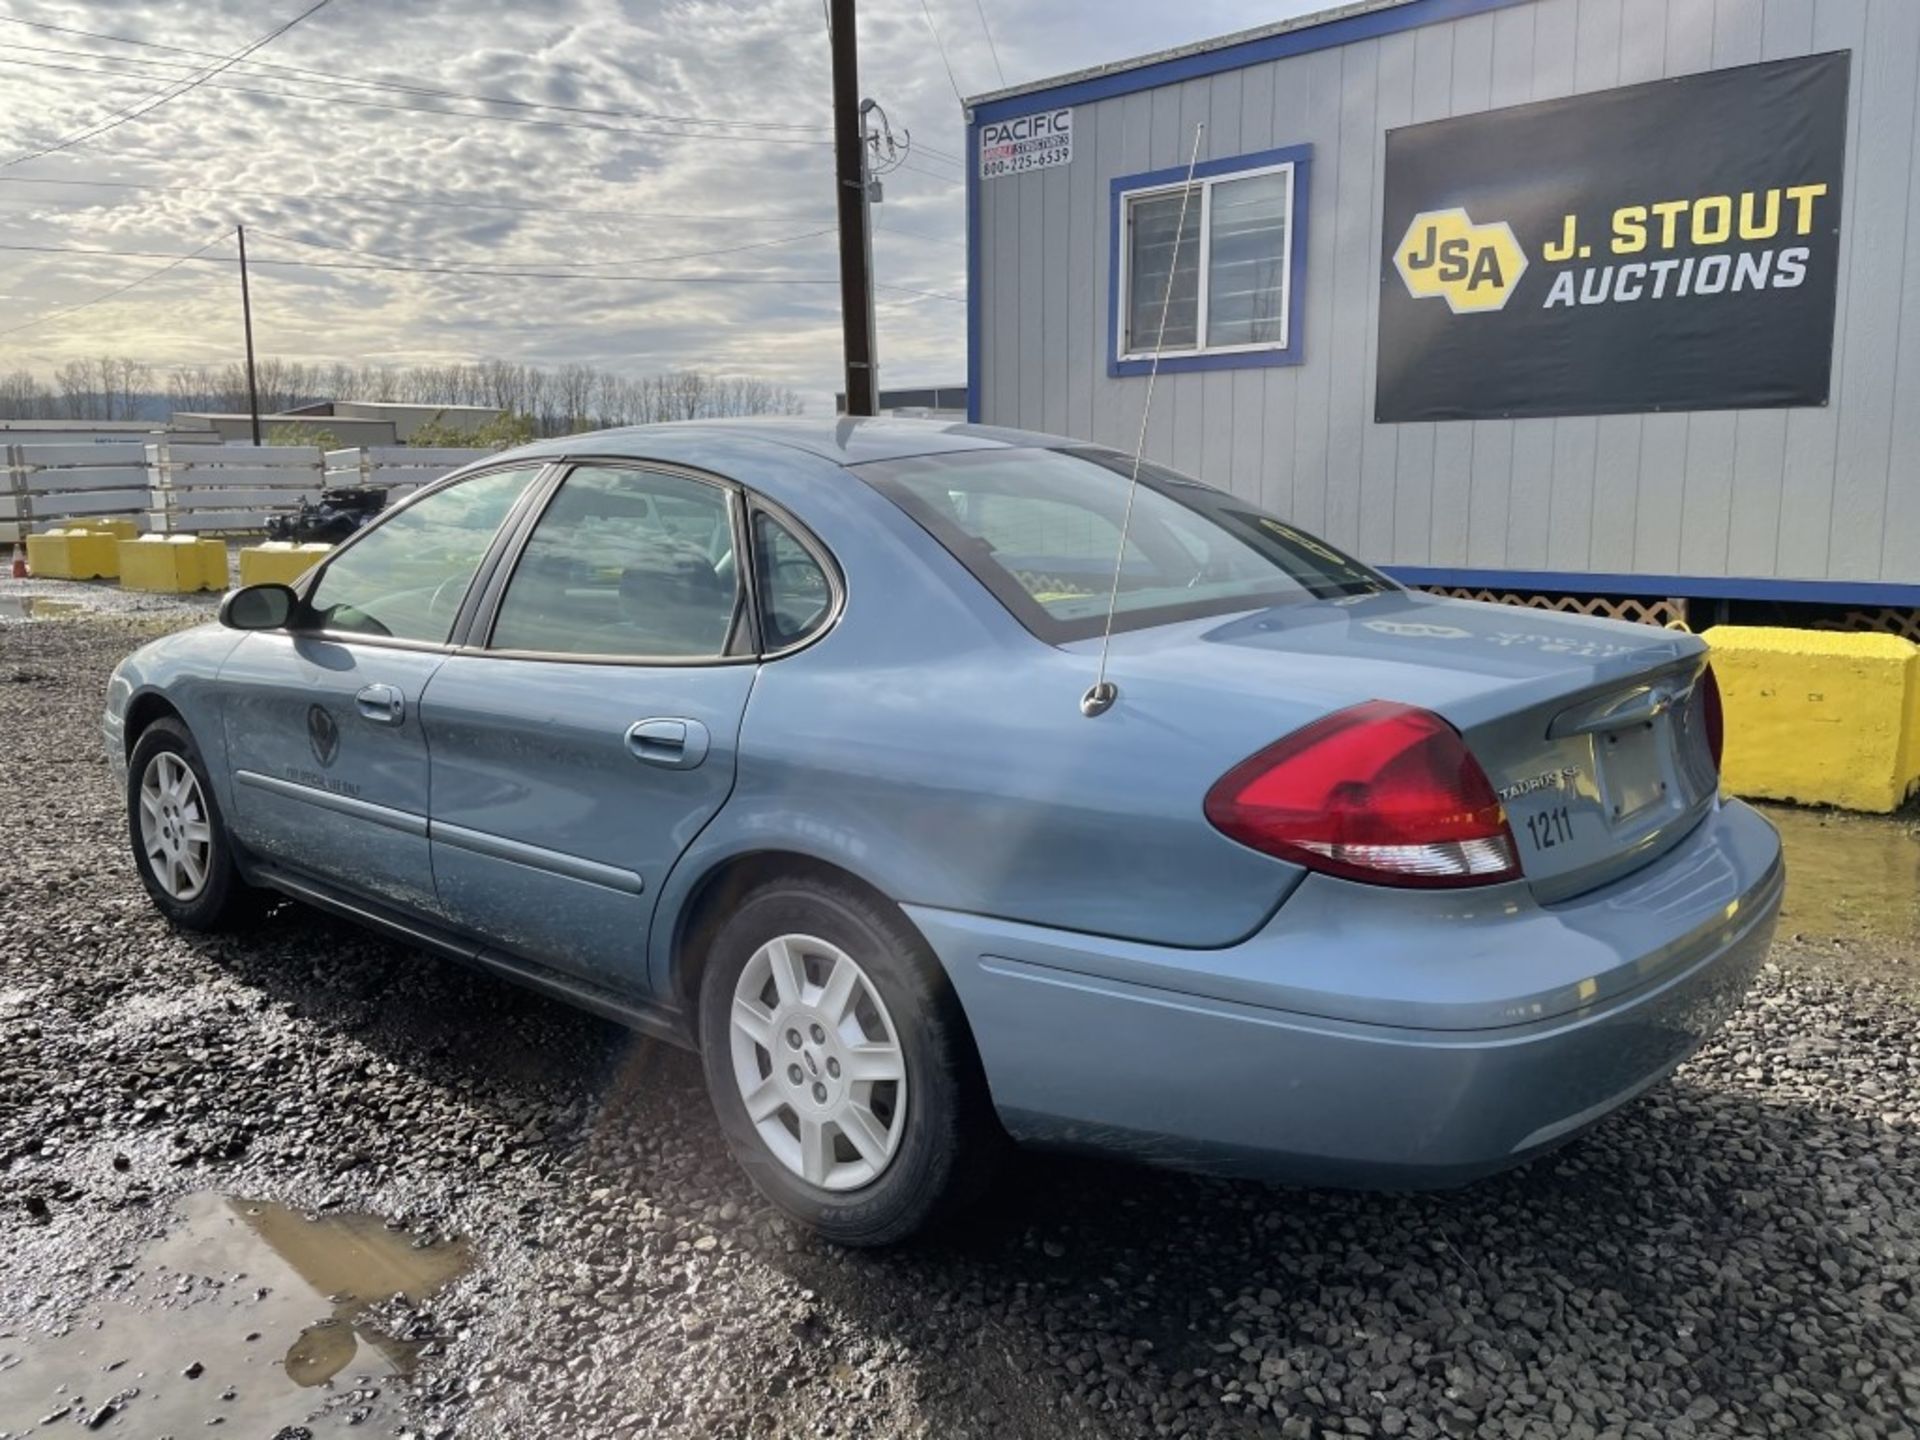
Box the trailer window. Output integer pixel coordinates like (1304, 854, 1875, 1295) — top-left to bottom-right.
(1120, 160, 1295, 359)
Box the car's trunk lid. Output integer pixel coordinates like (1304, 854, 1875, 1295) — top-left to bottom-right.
(1454, 643, 1717, 902)
(1080, 589, 1717, 901)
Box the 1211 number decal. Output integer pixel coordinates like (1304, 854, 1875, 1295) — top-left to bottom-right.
(1524, 805, 1574, 851)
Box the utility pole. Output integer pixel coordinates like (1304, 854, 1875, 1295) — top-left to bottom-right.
(236, 224, 262, 446)
(829, 0, 877, 417)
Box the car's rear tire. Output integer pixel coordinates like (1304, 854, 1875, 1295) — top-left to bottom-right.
(697, 875, 1003, 1246)
(126, 717, 261, 932)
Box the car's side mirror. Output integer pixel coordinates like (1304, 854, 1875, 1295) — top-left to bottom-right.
(219, 582, 299, 631)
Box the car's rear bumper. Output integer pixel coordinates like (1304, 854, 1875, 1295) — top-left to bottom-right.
(908, 798, 1781, 1186)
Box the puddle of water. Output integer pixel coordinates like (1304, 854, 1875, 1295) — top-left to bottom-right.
(0, 1193, 470, 1434)
(0, 595, 85, 620)
(1765, 803, 1920, 950)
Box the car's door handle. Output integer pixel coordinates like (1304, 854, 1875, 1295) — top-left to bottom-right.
(626, 717, 710, 769)
(355, 683, 406, 726)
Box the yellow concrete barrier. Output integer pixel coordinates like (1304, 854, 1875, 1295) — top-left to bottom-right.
(25, 525, 123, 580)
(197, 538, 228, 591)
(239, 541, 331, 588)
(1705, 625, 1920, 813)
(119, 536, 229, 594)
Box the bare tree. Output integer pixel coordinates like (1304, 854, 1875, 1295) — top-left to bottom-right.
(111, 357, 151, 421)
(554, 363, 595, 432)
(361, 363, 397, 402)
(0, 368, 53, 417)
(9, 354, 805, 434)
(522, 366, 552, 435)
(55, 360, 95, 418)
(482, 359, 524, 414)
(592, 369, 623, 428)
(166, 365, 219, 413)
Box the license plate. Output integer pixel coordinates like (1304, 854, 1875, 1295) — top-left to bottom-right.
(1601, 723, 1666, 822)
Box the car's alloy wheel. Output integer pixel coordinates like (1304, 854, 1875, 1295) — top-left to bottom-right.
(697, 876, 1005, 1245)
(728, 933, 908, 1191)
(125, 716, 261, 932)
(138, 750, 214, 902)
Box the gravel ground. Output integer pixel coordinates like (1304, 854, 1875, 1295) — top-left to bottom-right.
(3, 605, 1919, 1440)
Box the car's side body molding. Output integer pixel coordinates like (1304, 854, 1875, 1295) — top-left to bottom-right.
(432, 819, 647, 896)
(232, 772, 649, 895)
(234, 769, 428, 837)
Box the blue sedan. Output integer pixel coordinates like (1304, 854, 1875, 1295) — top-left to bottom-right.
(106, 418, 1782, 1244)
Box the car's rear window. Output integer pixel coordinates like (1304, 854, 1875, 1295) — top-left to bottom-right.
(855, 446, 1391, 642)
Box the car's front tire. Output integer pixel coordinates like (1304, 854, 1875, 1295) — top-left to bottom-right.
(697, 875, 1003, 1246)
(126, 716, 260, 932)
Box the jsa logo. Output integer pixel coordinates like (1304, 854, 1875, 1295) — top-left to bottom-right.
(1393, 208, 1528, 314)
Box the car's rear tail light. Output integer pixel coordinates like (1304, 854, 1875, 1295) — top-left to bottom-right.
(1204, 701, 1521, 889)
(1698, 664, 1724, 773)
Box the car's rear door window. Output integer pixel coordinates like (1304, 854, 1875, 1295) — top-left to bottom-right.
(306, 466, 541, 642)
(488, 465, 743, 658)
(752, 511, 835, 649)
(855, 446, 1391, 642)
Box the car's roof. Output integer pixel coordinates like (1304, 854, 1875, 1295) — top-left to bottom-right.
(498, 415, 1082, 469)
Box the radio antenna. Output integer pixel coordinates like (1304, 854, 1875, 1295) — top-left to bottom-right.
(1082, 121, 1205, 718)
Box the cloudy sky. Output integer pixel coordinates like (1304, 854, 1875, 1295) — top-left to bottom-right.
(0, 0, 1328, 411)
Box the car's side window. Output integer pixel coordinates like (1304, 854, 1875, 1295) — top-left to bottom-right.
(305, 466, 541, 642)
(753, 511, 833, 649)
(489, 465, 741, 658)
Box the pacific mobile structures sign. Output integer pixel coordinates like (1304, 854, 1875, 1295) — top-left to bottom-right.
(979, 107, 1073, 180)
(1376, 52, 1849, 422)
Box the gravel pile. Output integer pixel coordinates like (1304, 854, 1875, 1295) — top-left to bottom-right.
(2, 611, 1918, 1439)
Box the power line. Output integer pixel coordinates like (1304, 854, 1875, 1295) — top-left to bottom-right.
(918, 0, 967, 109)
(895, 158, 963, 185)
(0, 16, 833, 136)
(971, 0, 1007, 87)
(0, 232, 228, 338)
(0, 171, 964, 244)
(0, 237, 967, 301)
(0, 52, 839, 150)
(246, 224, 840, 271)
(880, 223, 964, 250)
(902, 136, 964, 166)
(0, 39, 826, 136)
(0, 47, 965, 168)
(1, 0, 334, 170)
(0, 170, 827, 225)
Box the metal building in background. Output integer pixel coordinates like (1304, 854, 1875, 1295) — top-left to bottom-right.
(965, 0, 1920, 611)
(835, 386, 969, 417)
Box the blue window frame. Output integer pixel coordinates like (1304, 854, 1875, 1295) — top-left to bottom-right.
(1108, 144, 1312, 378)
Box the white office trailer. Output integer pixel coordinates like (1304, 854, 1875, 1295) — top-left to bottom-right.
(964, 0, 1920, 613)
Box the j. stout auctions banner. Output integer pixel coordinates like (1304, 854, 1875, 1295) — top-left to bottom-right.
(1376, 52, 1849, 422)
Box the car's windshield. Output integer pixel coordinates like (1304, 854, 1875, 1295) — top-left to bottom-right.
(856, 446, 1391, 642)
